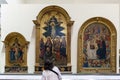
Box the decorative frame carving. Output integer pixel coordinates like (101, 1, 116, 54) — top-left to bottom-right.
(3, 32, 29, 73)
(33, 5, 74, 73)
(77, 17, 117, 73)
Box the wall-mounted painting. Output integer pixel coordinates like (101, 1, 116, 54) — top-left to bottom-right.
(33, 5, 74, 73)
(77, 17, 117, 73)
(3, 32, 29, 73)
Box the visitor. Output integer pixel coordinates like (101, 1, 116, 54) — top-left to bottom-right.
(41, 59, 62, 80)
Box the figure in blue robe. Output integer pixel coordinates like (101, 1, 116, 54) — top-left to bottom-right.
(97, 39, 106, 59)
(10, 48, 15, 61)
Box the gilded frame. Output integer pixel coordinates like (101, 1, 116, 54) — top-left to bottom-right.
(77, 17, 117, 73)
(33, 5, 74, 73)
(3, 32, 29, 73)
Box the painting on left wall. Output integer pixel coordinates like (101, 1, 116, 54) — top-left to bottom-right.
(3, 32, 29, 73)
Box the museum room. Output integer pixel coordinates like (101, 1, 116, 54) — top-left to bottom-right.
(0, 0, 120, 80)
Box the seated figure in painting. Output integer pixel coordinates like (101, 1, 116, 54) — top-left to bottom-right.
(96, 36, 106, 60)
(86, 36, 98, 60)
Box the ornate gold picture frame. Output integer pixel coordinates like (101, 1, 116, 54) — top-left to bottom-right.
(3, 32, 29, 73)
(33, 5, 74, 73)
(77, 17, 117, 73)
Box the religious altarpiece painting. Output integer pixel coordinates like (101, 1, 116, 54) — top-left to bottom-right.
(33, 5, 74, 73)
(3, 32, 29, 73)
(77, 17, 117, 73)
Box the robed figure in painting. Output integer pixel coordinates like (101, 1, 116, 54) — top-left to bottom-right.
(96, 37, 106, 59)
(40, 38, 45, 59)
(60, 36, 66, 61)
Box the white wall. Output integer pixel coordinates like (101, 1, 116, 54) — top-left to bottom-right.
(1, 4, 119, 74)
(6, 0, 24, 4)
(4, 0, 120, 4)
(24, 0, 120, 4)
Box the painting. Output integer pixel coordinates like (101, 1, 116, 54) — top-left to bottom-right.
(77, 17, 117, 73)
(3, 32, 29, 73)
(33, 5, 74, 73)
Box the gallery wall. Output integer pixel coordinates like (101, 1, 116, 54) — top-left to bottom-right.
(6, 0, 24, 4)
(0, 4, 119, 73)
(24, 0, 119, 4)
(3, 0, 120, 4)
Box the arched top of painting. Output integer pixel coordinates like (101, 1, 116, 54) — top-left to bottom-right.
(36, 5, 71, 22)
(79, 17, 117, 36)
(4, 32, 27, 42)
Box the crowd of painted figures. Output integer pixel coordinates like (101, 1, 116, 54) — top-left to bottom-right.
(83, 23, 111, 67)
(40, 36, 67, 63)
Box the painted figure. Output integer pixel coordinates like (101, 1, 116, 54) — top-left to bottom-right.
(86, 36, 97, 59)
(54, 36, 61, 61)
(44, 47, 53, 62)
(60, 36, 66, 60)
(96, 36, 106, 59)
(45, 37, 52, 54)
(40, 38, 45, 59)
(10, 48, 15, 61)
(17, 47, 24, 62)
(12, 38, 21, 60)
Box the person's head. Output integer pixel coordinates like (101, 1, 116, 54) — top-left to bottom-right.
(44, 59, 53, 70)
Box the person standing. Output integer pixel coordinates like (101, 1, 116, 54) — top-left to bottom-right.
(41, 59, 62, 80)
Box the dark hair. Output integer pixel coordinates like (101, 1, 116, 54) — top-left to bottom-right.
(44, 59, 54, 70)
